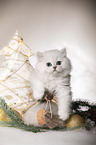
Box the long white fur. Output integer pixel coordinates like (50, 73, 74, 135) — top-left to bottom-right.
(23, 48, 72, 125)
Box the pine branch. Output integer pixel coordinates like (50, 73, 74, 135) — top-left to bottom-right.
(0, 121, 14, 127)
(0, 97, 44, 133)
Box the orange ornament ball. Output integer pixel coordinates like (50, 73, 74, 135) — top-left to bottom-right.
(37, 109, 47, 125)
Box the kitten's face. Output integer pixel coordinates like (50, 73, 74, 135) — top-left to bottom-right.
(36, 48, 71, 75)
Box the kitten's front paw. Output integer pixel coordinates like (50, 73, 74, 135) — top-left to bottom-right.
(58, 111, 70, 121)
(33, 90, 44, 100)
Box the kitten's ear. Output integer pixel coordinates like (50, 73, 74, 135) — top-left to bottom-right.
(60, 48, 66, 56)
(37, 52, 44, 60)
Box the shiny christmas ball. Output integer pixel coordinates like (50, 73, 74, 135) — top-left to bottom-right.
(66, 114, 84, 129)
(37, 109, 47, 124)
(0, 108, 6, 121)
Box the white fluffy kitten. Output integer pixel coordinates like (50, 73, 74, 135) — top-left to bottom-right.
(23, 48, 72, 125)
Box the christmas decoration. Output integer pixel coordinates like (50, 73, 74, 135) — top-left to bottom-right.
(37, 109, 47, 125)
(13, 109, 22, 119)
(0, 30, 33, 112)
(88, 108, 96, 123)
(45, 113, 61, 129)
(0, 98, 44, 133)
(0, 97, 96, 132)
(72, 101, 96, 125)
(36, 90, 59, 127)
(66, 114, 84, 129)
(42, 89, 58, 105)
(22, 90, 58, 127)
(0, 108, 6, 121)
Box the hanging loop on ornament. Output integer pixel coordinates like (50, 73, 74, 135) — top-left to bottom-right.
(44, 98, 52, 118)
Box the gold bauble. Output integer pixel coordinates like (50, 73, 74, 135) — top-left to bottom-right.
(66, 114, 84, 129)
(37, 109, 47, 125)
(0, 108, 6, 121)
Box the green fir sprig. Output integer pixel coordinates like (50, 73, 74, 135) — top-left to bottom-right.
(0, 97, 44, 133)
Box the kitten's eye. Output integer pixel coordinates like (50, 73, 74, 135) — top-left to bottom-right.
(46, 62, 52, 67)
(56, 61, 62, 65)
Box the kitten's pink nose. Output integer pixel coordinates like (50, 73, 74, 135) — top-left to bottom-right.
(53, 66, 57, 70)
